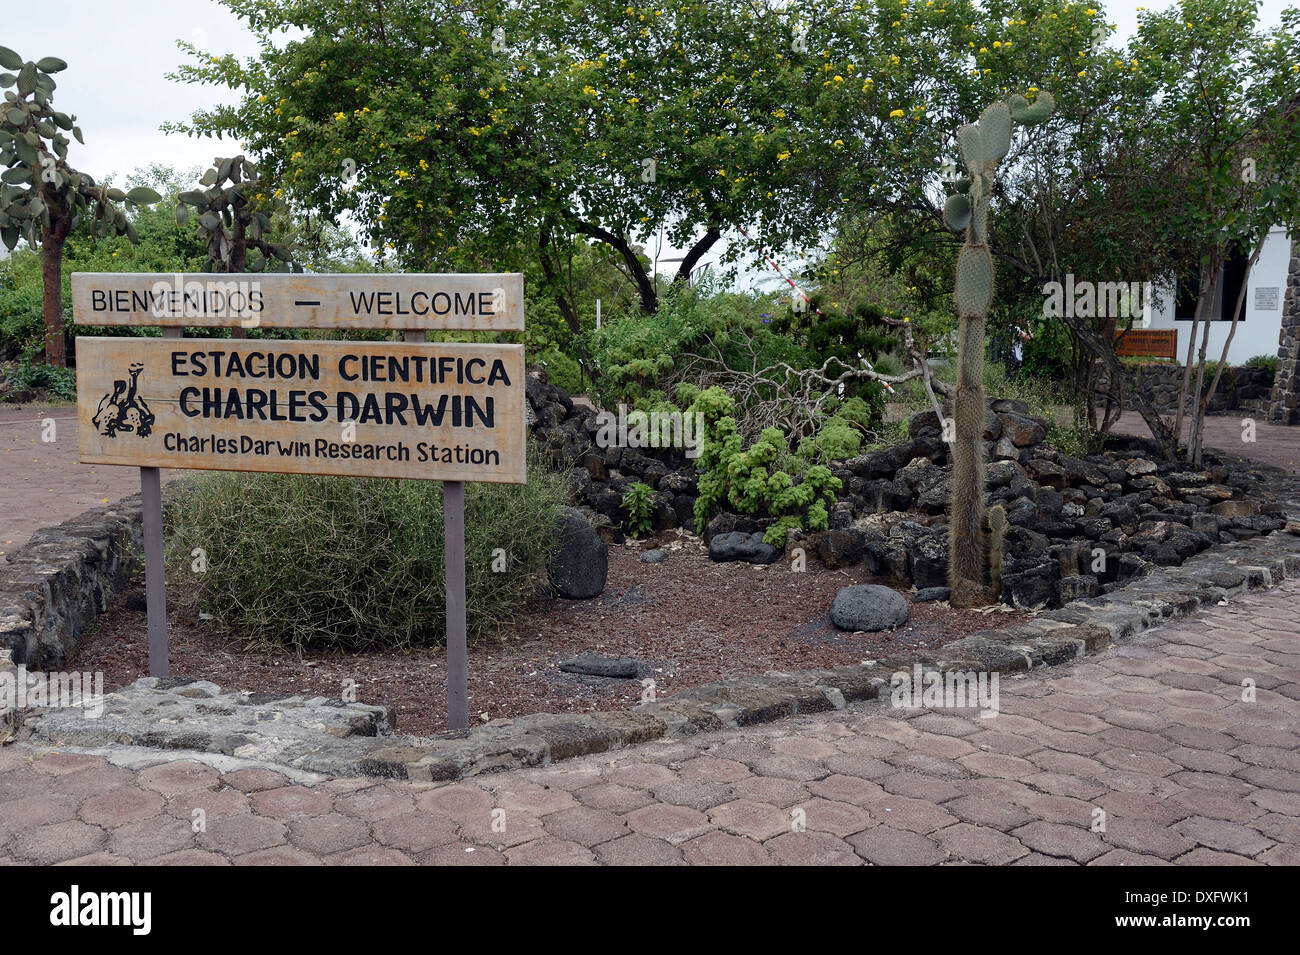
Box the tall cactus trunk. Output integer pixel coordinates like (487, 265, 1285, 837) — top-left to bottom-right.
(941, 91, 1054, 608)
(949, 312, 987, 602)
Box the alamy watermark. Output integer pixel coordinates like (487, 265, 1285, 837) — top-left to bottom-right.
(1042, 275, 1152, 320)
(137, 273, 265, 327)
(593, 404, 705, 459)
(890, 664, 999, 718)
(0, 666, 105, 719)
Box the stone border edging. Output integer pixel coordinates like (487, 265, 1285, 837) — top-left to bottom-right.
(0, 494, 151, 669)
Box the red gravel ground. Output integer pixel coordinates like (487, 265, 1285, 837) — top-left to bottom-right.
(71, 532, 1026, 736)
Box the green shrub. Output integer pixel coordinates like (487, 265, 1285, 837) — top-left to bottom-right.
(795, 413, 864, 464)
(688, 387, 841, 546)
(1015, 314, 1076, 382)
(1, 355, 77, 401)
(589, 279, 759, 406)
(622, 482, 655, 538)
(1245, 354, 1278, 385)
(0, 259, 43, 355)
(1047, 421, 1100, 458)
(165, 451, 570, 653)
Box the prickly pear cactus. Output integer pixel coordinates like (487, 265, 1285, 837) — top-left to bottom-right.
(944, 92, 1053, 606)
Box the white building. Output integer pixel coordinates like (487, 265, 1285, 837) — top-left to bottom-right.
(1142, 225, 1293, 366)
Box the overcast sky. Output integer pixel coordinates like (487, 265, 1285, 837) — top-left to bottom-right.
(7, 0, 1295, 290)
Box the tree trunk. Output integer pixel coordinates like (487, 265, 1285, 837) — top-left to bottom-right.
(39, 218, 71, 367)
(537, 226, 583, 335)
(674, 226, 721, 286)
(1174, 265, 1214, 446)
(1187, 269, 1221, 464)
(572, 220, 657, 314)
(1194, 240, 1264, 464)
(1061, 311, 1178, 459)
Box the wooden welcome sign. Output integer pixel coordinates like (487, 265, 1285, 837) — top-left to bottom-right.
(76, 338, 525, 483)
(72, 272, 525, 730)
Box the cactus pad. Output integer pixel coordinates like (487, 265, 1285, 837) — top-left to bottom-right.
(943, 193, 971, 231)
(979, 102, 1012, 165)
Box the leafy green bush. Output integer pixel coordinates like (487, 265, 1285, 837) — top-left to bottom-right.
(590, 280, 782, 406)
(1047, 421, 1101, 458)
(166, 453, 570, 653)
(622, 482, 655, 538)
(795, 413, 864, 464)
(688, 386, 841, 546)
(1015, 313, 1076, 382)
(1, 355, 76, 400)
(1245, 354, 1278, 385)
(0, 256, 43, 356)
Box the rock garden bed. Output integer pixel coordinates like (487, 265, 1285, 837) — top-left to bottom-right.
(66, 534, 1025, 736)
(530, 370, 1291, 612)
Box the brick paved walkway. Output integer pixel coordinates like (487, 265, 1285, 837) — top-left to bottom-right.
(0, 403, 175, 558)
(2, 578, 1296, 866)
(1113, 410, 1299, 474)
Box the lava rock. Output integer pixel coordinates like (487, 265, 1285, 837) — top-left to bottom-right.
(846, 448, 902, 480)
(1029, 458, 1068, 490)
(998, 411, 1049, 447)
(558, 654, 639, 678)
(829, 584, 910, 632)
(986, 459, 1025, 488)
(828, 500, 856, 530)
(547, 507, 609, 599)
(640, 549, 669, 563)
(990, 398, 1030, 414)
(1057, 574, 1100, 602)
(864, 538, 909, 580)
(907, 410, 942, 437)
(896, 456, 942, 490)
(651, 493, 677, 531)
(993, 437, 1023, 461)
(673, 496, 698, 529)
(861, 478, 913, 512)
(914, 586, 951, 603)
(704, 513, 760, 543)
(1000, 559, 1059, 610)
(909, 532, 950, 590)
(658, 469, 696, 493)
(1212, 499, 1257, 517)
(708, 531, 781, 564)
(916, 477, 953, 514)
(819, 527, 867, 568)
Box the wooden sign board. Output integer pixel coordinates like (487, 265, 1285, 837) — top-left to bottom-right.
(1115, 328, 1177, 360)
(76, 338, 526, 484)
(71, 272, 524, 331)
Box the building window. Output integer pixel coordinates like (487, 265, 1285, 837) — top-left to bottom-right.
(1174, 250, 1249, 322)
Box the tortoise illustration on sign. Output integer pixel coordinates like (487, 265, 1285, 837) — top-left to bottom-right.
(93, 362, 156, 438)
